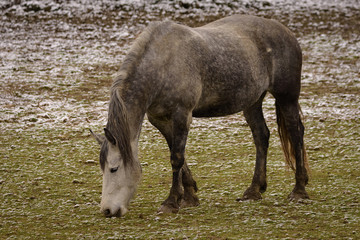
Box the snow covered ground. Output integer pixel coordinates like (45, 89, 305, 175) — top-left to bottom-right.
(1, 0, 359, 133)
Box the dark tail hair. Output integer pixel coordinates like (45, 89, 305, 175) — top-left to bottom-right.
(275, 102, 309, 172)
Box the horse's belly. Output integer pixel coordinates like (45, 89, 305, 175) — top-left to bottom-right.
(192, 105, 241, 117)
(192, 90, 261, 117)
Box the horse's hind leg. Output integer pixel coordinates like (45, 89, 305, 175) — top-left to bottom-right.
(275, 98, 309, 200)
(240, 93, 270, 201)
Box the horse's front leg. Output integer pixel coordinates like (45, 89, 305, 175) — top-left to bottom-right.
(180, 162, 199, 208)
(158, 110, 192, 214)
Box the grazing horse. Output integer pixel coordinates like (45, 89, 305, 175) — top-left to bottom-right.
(90, 14, 309, 217)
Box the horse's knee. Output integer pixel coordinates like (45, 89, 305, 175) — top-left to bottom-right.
(170, 153, 184, 171)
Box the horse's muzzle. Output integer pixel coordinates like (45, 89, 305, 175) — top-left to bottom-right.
(103, 208, 122, 218)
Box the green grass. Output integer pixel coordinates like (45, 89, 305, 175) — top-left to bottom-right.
(1, 111, 359, 239)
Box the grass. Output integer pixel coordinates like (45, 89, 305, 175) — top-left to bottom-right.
(1, 106, 359, 239)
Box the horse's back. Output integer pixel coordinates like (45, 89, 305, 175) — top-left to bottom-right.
(203, 15, 303, 101)
(195, 14, 302, 87)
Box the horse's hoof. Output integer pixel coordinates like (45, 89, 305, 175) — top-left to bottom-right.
(288, 189, 309, 201)
(180, 197, 200, 208)
(157, 204, 179, 214)
(238, 188, 262, 201)
(237, 195, 262, 202)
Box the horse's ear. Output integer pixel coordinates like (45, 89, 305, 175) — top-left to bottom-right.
(104, 128, 116, 146)
(89, 129, 105, 145)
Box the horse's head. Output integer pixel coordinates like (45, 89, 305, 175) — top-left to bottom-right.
(90, 128, 141, 217)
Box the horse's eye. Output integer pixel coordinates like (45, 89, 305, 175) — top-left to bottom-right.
(110, 167, 119, 173)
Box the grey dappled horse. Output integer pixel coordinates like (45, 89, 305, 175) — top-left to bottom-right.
(91, 15, 309, 217)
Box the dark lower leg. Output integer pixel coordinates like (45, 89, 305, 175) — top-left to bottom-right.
(158, 155, 184, 213)
(290, 141, 309, 200)
(280, 103, 309, 200)
(241, 139, 269, 200)
(241, 99, 270, 201)
(180, 162, 199, 208)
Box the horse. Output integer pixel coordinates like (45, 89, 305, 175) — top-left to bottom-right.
(90, 14, 309, 217)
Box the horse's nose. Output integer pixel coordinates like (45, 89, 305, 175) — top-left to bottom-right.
(103, 208, 122, 217)
(103, 209, 112, 217)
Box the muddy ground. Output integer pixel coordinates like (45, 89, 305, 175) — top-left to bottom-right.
(1, 0, 359, 239)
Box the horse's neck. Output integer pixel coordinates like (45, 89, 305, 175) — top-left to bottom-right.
(123, 102, 144, 138)
(124, 100, 146, 161)
(114, 75, 149, 159)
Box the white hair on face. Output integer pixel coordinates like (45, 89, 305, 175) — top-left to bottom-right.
(100, 143, 141, 217)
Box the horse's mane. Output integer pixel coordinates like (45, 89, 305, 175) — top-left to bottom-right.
(106, 22, 165, 167)
(116, 21, 164, 80)
(106, 90, 133, 167)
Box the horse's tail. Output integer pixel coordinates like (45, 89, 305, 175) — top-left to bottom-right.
(275, 102, 309, 172)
